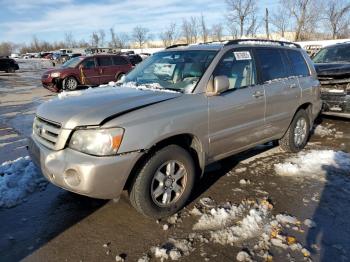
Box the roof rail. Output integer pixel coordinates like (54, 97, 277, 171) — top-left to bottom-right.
(166, 44, 189, 49)
(225, 39, 301, 48)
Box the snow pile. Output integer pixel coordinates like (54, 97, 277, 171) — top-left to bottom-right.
(151, 238, 194, 262)
(313, 124, 336, 137)
(0, 156, 47, 208)
(121, 81, 180, 93)
(274, 150, 350, 179)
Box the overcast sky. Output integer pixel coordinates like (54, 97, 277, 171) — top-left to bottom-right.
(0, 0, 279, 44)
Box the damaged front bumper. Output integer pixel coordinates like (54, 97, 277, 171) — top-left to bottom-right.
(41, 75, 62, 92)
(319, 78, 350, 118)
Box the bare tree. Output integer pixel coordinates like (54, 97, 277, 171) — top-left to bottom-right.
(110, 28, 118, 48)
(246, 14, 260, 37)
(282, 0, 320, 41)
(160, 23, 178, 47)
(323, 0, 350, 39)
(264, 8, 270, 39)
(211, 24, 224, 41)
(132, 26, 150, 48)
(64, 32, 75, 48)
(99, 29, 106, 47)
(271, 5, 289, 38)
(225, 0, 257, 37)
(91, 32, 100, 47)
(0, 42, 15, 56)
(200, 14, 209, 42)
(182, 19, 192, 44)
(190, 17, 199, 43)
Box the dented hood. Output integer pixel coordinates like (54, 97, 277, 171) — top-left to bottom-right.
(36, 87, 181, 129)
(314, 63, 350, 78)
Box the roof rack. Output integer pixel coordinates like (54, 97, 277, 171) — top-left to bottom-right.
(166, 44, 189, 49)
(225, 39, 301, 48)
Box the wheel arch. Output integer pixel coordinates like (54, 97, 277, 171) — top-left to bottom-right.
(124, 133, 205, 191)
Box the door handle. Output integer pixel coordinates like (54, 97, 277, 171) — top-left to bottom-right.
(289, 83, 297, 88)
(99, 68, 103, 74)
(252, 91, 264, 98)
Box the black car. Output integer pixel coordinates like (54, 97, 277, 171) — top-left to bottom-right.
(122, 54, 143, 66)
(313, 42, 350, 118)
(0, 57, 19, 73)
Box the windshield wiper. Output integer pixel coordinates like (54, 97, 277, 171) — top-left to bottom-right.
(143, 84, 183, 93)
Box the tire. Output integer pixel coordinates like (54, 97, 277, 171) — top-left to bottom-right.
(6, 67, 15, 73)
(116, 73, 125, 82)
(279, 109, 310, 153)
(63, 76, 78, 91)
(129, 145, 196, 218)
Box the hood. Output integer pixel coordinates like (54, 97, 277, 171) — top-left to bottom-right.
(43, 67, 75, 76)
(314, 63, 350, 78)
(37, 87, 181, 129)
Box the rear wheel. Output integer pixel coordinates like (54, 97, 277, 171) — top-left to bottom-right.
(129, 145, 196, 218)
(63, 76, 78, 91)
(279, 109, 310, 152)
(6, 67, 15, 73)
(116, 73, 125, 82)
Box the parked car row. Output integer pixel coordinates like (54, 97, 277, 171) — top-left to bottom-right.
(30, 39, 322, 218)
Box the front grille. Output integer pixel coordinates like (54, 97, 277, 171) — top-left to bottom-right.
(33, 116, 62, 149)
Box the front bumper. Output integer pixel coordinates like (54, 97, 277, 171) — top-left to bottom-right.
(321, 91, 350, 117)
(28, 136, 141, 199)
(41, 76, 61, 92)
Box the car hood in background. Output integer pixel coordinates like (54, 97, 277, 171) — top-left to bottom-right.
(36, 87, 182, 129)
(314, 63, 350, 78)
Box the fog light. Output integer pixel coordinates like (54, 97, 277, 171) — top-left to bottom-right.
(63, 169, 81, 187)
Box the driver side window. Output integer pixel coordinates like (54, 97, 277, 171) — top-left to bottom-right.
(213, 50, 256, 90)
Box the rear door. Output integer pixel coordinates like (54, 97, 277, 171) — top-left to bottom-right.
(97, 56, 115, 84)
(80, 57, 100, 85)
(255, 48, 300, 138)
(208, 48, 266, 160)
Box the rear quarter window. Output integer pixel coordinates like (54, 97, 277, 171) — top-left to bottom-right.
(255, 48, 289, 83)
(286, 50, 310, 77)
(113, 56, 129, 65)
(98, 56, 113, 66)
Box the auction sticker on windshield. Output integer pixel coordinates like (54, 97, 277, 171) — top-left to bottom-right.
(234, 51, 251, 60)
(154, 63, 176, 76)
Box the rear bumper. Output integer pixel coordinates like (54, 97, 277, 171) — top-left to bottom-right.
(27, 136, 141, 199)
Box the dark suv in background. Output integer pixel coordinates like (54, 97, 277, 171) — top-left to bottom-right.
(313, 42, 350, 118)
(0, 57, 19, 73)
(41, 54, 133, 92)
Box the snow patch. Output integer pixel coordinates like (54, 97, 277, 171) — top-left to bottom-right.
(274, 150, 350, 179)
(0, 156, 47, 208)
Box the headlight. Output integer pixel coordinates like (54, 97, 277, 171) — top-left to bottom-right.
(69, 128, 124, 156)
(50, 72, 60, 78)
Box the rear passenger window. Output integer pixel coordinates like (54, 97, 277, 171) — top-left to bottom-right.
(213, 50, 256, 90)
(286, 50, 310, 77)
(113, 56, 129, 65)
(98, 57, 112, 66)
(255, 49, 288, 82)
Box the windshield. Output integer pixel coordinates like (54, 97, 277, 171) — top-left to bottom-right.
(313, 45, 350, 63)
(61, 57, 83, 68)
(122, 50, 217, 92)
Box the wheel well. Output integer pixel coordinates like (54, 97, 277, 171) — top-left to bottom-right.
(298, 103, 313, 125)
(124, 134, 204, 191)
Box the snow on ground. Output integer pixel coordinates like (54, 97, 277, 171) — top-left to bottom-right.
(313, 124, 336, 137)
(142, 198, 311, 261)
(274, 150, 350, 180)
(0, 156, 47, 208)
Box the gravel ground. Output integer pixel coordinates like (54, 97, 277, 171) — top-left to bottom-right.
(0, 60, 349, 262)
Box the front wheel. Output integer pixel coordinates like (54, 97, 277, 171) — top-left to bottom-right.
(116, 73, 125, 82)
(63, 76, 78, 91)
(129, 145, 196, 218)
(6, 67, 15, 73)
(279, 109, 310, 153)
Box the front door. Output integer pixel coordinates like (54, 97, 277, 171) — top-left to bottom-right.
(208, 48, 266, 161)
(80, 57, 100, 85)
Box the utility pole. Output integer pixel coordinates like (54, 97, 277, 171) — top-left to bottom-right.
(265, 8, 270, 39)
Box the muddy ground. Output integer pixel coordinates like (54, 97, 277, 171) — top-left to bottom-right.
(0, 60, 349, 262)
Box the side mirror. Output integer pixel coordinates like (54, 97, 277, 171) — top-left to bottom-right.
(207, 75, 230, 96)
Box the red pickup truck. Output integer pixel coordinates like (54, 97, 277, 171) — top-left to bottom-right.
(41, 54, 133, 92)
